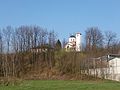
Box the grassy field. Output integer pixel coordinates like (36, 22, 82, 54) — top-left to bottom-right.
(0, 80, 120, 90)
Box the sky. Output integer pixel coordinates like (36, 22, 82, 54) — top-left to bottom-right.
(0, 0, 120, 41)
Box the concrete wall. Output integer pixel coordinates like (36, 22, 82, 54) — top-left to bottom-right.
(89, 58, 120, 81)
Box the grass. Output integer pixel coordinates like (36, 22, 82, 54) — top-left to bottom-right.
(0, 80, 120, 90)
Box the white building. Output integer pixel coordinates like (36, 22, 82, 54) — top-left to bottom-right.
(89, 54, 120, 81)
(107, 54, 120, 81)
(65, 33, 82, 51)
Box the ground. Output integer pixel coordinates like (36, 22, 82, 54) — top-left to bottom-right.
(0, 80, 120, 90)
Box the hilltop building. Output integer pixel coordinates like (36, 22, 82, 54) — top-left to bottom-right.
(65, 33, 82, 51)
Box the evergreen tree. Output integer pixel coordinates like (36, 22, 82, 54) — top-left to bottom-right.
(55, 39, 62, 51)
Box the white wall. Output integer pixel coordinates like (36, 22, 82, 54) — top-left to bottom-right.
(69, 37, 76, 43)
(89, 58, 120, 81)
(75, 33, 82, 51)
(108, 58, 120, 81)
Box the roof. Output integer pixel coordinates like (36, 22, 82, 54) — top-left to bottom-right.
(107, 54, 120, 61)
(88, 54, 120, 62)
(70, 35, 75, 38)
(76, 32, 82, 35)
(32, 44, 54, 49)
(108, 54, 120, 58)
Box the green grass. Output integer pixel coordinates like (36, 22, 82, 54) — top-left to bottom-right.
(0, 80, 120, 90)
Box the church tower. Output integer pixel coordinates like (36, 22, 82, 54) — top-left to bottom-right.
(75, 33, 82, 51)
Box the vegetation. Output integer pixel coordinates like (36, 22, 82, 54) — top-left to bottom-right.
(0, 80, 120, 90)
(0, 25, 120, 85)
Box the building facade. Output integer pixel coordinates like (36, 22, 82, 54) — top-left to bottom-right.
(89, 54, 120, 81)
(65, 33, 82, 51)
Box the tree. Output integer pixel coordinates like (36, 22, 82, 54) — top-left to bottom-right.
(62, 38, 67, 48)
(55, 39, 62, 51)
(0, 29, 3, 76)
(105, 31, 116, 51)
(3, 26, 12, 53)
(48, 30, 57, 48)
(0, 29, 3, 53)
(85, 27, 104, 51)
(2, 26, 13, 77)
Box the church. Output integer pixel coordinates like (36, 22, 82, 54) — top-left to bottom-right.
(65, 33, 82, 51)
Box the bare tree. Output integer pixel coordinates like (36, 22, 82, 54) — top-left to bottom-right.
(0, 29, 3, 54)
(3, 26, 12, 53)
(85, 27, 104, 52)
(62, 38, 67, 48)
(39, 28, 48, 45)
(48, 30, 57, 48)
(105, 31, 117, 53)
(0, 29, 3, 76)
(2, 26, 13, 77)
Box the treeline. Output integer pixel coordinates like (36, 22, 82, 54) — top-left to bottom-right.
(85, 27, 120, 55)
(0, 25, 56, 53)
(0, 25, 57, 78)
(0, 25, 120, 83)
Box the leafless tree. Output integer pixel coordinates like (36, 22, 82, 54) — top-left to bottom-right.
(2, 26, 13, 77)
(48, 30, 57, 48)
(62, 38, 67, 48)
(0, 29, 3, 76)
(85, 27, 104, 52)
(105, 31, 117, 53)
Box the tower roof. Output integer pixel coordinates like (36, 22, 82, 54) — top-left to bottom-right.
(70, 35, 75, 38)
(76, 32, 82, 35)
